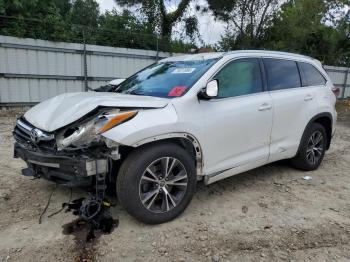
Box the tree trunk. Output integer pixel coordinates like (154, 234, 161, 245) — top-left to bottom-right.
(159, 0, 191, 38)
(161, 18, 173, 39)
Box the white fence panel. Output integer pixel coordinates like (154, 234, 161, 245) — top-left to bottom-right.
(324, 65, 350, 98)
(1, 35, 349, 105)
(0, 35, 174, 105)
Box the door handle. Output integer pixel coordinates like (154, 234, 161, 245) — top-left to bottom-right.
(258, 103, 272, 111)
(304, 94, 314, 101)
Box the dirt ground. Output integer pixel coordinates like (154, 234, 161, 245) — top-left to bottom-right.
(1, 104, 350, 262)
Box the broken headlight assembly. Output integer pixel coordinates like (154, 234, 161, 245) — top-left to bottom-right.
(56, 110, 137, 150)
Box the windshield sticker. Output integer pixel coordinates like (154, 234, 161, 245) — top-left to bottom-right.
(172, 68, 196, 74)
(168, 86, 187, 97)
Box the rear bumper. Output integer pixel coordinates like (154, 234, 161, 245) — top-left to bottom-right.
(14, 143, 107, 187)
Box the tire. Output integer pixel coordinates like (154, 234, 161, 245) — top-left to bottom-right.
(291, 123, 327, 171)
(116, 142, 196, 224)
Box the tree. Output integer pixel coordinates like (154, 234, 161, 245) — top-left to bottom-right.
(114, 0, 195, 39)
(96, 9, 156, 49)
(0, 0, 194, 52)
(67, 0, 100, 43)
(264, 0, 348, 65)
(0, 0, 4, 14)
(0, 0, 70, 41)
(207, 0, 281, 49)
(52, 0, 71, 18)
(334, 5, 350, 65)
(70, 0, 100, 29)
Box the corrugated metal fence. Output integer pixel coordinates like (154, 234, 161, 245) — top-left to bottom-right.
(0, 35, 349, 105)
(323, 65, 350, 99)
(0, 35, 174, 105)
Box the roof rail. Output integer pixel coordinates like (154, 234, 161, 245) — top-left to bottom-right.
(224, 50, 313, 60)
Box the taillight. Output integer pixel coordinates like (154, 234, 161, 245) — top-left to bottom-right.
(332, 86, 340, 98)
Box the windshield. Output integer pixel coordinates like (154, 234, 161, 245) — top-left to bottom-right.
(114, 58, 218, 98)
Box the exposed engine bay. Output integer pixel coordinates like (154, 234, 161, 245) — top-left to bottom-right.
(13, 107, 139, 186)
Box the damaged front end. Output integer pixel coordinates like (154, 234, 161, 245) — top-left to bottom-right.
(13, 108, 137, 187)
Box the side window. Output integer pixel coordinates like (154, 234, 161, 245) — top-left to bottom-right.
(263, 58, 301, 91)
(298, 62, 326, 86)
(214, 58, 263, 98)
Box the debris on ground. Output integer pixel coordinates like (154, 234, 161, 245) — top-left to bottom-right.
(302, 176, 312, 181)
(264, 224, 273, 230)
(329, 207, 340, 213)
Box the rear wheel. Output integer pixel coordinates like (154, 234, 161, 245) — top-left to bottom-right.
(291, 123, 327, 171)
(116, 142, 196, 224)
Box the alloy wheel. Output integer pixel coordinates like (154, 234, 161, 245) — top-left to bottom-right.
(139, 157, 188, 213)
(306, 130, 324, 165)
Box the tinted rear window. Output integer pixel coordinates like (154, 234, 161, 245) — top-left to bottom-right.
(298, 62, 326, 86)
(263, 58, 301, 91)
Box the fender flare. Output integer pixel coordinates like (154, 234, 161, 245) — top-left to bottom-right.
(132, 132, 203, 177)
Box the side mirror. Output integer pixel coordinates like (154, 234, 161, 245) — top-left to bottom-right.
(198, 79, 218, 99)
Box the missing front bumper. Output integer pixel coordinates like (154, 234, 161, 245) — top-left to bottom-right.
(14, 143, 108, 187)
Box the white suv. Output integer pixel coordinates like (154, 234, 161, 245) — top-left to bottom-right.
(13, 51, 337, 224)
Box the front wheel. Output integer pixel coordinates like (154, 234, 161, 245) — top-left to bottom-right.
(291, 123, 327, 171)
(116, 143, 196, 224)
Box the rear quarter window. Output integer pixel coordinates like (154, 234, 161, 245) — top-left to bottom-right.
(298, 62, 327, 86)
(263, 58, 301, 91)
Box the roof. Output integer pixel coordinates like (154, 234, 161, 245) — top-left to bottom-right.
(159, 50, 315, 63)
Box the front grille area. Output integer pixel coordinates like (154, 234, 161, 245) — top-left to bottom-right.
(13, 117, 56, 151)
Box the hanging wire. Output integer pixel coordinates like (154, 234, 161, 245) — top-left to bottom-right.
(48, 187, 73, 218)
(38, 184, 58, 224)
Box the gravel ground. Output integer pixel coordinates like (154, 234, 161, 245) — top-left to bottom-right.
(0, 105, 350, 262)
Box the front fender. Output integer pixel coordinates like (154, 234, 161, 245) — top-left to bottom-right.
(101, 103, 178, 146)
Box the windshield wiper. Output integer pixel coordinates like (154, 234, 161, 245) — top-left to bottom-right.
(126, 89, 145, 96)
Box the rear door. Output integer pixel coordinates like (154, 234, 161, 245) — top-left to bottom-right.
(263, 58, 318, 162)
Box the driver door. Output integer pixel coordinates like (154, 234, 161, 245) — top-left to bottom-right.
(200, 58, 273, 175)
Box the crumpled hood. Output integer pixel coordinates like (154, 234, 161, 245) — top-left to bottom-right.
(24, 92, 169, 132)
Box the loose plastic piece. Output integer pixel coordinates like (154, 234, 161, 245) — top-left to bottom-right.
(302, 176, 312, 180)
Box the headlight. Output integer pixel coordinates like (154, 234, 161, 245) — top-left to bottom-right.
(56, 110, 137, 150)
(95, 111, 138, 133)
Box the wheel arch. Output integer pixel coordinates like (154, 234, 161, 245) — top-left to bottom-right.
(298, 112, 333, 152)
(131, 133, 204, 177)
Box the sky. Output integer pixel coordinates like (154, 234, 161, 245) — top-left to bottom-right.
(96, 0, 226, 45)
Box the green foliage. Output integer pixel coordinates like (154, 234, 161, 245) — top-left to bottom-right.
(70, 0, 99, 28)
(159, 38, 196, 53)
(216, 0, 350, 66)
(95, 9, 157, 49)
(263, 0, 349, 65)
(0, 0, 70, 41)
(0, 0, 349, 64)
(208, 0, 281, 48)
(52, 0, 71, 18)
(184, 16, 198, 40)
(0, 0, 5, 14)
(0, 0, 192, 52)
(115, 0, 196, 39)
